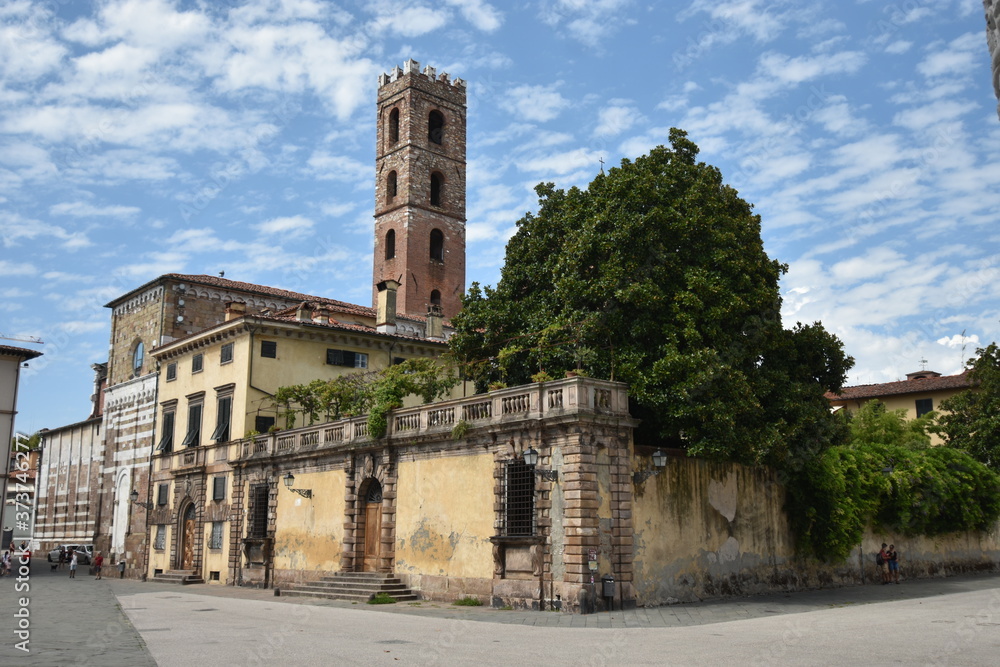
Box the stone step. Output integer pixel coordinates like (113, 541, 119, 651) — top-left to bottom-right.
(151, 570, 204, 585)
(282, 571, 418, 603)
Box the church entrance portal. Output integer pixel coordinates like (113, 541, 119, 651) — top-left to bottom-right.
(180, 504, 196, 570)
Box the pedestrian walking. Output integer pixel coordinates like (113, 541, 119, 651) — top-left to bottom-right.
(1, 549, 9, 576)
(94, 551, 104, 580)
(69, 549, 78, 579)
(118, 559, 126, 579)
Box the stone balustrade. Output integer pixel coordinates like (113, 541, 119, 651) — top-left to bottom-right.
(237, 376, 629, 460)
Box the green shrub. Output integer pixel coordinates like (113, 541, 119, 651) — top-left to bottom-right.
(368, 593, 396, 605)
(452, 596, 482, 606)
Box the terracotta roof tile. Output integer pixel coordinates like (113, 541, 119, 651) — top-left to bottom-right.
(826, 371, 973, 401)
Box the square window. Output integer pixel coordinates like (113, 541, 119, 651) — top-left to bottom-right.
(209, 521, 224, 549)
(915, 398, 933, 417)
(156, 483, 169, 506)
(355, 353, 368, 368)
(166, 363, 177, 381)
(213, 476, 226, 501)
(261, 340, 277, 358)
(255, 415, 275, 433)
(192, 353, 203, 373)
(154, 525, 166, 550)
(221, 342, 234, 364)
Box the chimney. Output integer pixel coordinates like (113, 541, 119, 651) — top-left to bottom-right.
(376, 279, 400, 334)
(225, 301, 247, 322)
(295, 302, 311, 322)
(312, 307, 331, 325)
(426, 304, 444, 340)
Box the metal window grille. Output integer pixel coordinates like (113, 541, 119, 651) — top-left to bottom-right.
(248, 484, 269, 538)
(154, 525, 166, 550)
(209, 522, 224, 549)
(499, 460, 535, 536)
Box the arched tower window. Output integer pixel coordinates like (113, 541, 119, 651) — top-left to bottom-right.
(430, 289, 441, 306)
(428, 110, 444, 145)
(430, 229, 444, 262)
(388, 107, 399, 145)
(386, 170, 397, 201)
(385, 229, 396, 260)
(132, 340, 144, 378)
(430, 172, 443, 206)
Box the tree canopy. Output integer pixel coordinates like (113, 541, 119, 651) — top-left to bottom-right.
(941, 342, 1000, 470)
(450, 129, 853, 466)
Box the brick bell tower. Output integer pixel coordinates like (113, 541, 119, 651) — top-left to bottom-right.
(372, 59, 467, 322)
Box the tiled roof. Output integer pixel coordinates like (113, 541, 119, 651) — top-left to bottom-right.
(826, 371, 973, 401)
(104, 273, 373, 318)
(0, 345, 43, 360)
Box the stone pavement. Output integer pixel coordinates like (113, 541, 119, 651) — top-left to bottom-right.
(3, 558, 1000, 665)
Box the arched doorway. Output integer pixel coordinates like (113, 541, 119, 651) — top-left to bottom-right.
(179, 504, 197, 570)
(360, 479, 383, 572)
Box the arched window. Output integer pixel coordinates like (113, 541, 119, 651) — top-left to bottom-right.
(132, 340, 144, 377)
(430, 172, 443, 207)
(385, 229, 396, 260)
(388, 107, 399, 145)
(428, 110, 444, 145)
(386, 170, 397, 201)
(430, 229, 444, 262)
(430, 289, 441, 306)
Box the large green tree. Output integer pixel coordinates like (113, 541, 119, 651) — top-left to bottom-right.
(941, 342, 1000, 470)
(450, 129, 853, 466)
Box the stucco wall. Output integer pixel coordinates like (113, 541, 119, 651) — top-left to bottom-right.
(394, 453, 495, 597)
(632, 455, 1000, 606)
(272, 469, 346, 577)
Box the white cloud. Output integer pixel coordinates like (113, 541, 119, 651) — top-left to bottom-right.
(520, 148, 601, 175)
(0, 260, 37, 276)
(593, 102, 643, 137)
(50, 201, 141, 218)
(917, 32, 982, 78)
(937, 333, 980, 349)
(446, 0, 503, 31)
(884, 40, 912, 55)
(304, 151, 369, 183)
(368, 6, 449, 37)
(538, 0, 632, 46)
(500, 84, 569, 123)
(254, 215, 315, 237)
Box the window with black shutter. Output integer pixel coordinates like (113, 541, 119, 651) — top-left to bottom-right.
(192, 353, 203, 373)
(211, 395, 231, 442)
(181, 403, 202, 447)
(156, 483, 169, 506)
(221, 342, 234, 364)
(915, 398, 933, 417)
(156, 411, 175, 452)
(166, 363, 177, 381)
(260, 340, 277, 358)
(212, 476, 226, 501)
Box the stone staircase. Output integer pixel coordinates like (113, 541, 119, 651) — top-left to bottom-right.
(281, 572, 418, 602)
(151, 569, 205, 585)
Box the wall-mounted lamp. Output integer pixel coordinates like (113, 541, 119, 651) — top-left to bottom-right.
(522, 446, 558, 482)
(283, 473, 313, 498)
(129, 489, 154, 510)
(632, 449, 668, 484)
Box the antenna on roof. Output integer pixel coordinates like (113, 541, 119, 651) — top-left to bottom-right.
(919, 357, 928, 371)
(219, 271, 225, 278)
(960, 328, 967, 369)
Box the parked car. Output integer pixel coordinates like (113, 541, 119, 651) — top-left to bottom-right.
(47, 544, 95, 565)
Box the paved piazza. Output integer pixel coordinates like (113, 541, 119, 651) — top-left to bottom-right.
(3, 561, 1000, 665)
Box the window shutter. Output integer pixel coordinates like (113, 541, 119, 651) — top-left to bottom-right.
(156, 413, 174, 452)
(213, 476, 226, 501)
(157, 483, 169, 506)
(211, 397, 231, 442)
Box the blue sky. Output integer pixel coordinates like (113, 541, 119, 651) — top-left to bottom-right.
(3, 0, 999, 434)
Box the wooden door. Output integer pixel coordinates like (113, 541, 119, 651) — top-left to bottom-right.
(362, 480, 382, 572)
(181, 505, 196, 570)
